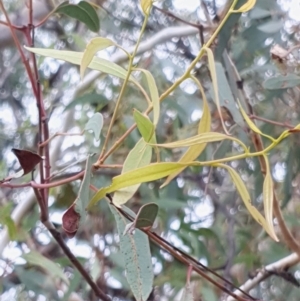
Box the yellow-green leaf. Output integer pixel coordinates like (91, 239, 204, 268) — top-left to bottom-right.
(149, 132, 247, 151)
(263, 155, 277, 241)
(141, 0, 152, 15)
(133, 109, 156, 143)
(137, 68, 160, 126)
(238, 100, 262, 135)
(162, 76, 211, 187)
(81, 37, 117, 79)
(219, 163, 278, 241)
(87, 162, 195, 209)
(204, 47, 229, 135)
(233, 0, 256, 13)
(113, 138, 152, 206)
(24, 47, 136, 83)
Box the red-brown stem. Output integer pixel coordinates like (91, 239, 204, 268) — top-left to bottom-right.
(249, 114, 294, 129)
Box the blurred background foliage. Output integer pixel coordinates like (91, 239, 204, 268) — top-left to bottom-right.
(1, 0, 300, 300)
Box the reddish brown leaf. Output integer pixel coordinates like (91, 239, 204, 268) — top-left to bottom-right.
(62, 203, 80, 238)
(12, 148, 43, 175)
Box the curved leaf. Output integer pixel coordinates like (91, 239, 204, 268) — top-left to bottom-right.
(233, 0, 256, 13)
(113, 139, 152, 206)
(219, 163, 278, 241)
(162, 76, 211, 187)
(84, 112, 103, 141)
(87, 162, 193, 208)
(263, 155, 277, 241)
(24, 47, 136, 83)
(133, 109, 156, 143)
(137, 69, 160, 125)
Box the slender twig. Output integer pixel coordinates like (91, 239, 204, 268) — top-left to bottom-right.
(249, 114, 294, 129)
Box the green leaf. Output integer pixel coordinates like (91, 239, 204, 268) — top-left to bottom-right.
(138, 69, 160, 126)
(81, 37, 128, 79)
(209, 61, 244, 127)
(84, 112, 103, 140)
(263, 155, 277, 241)
(133, 109, 156, 143)
(64, 93, 108, 111)
(24, 47, 136, 83)
(232, 0, 256, 13)
(88, 162, 192, 208)
(62, 155, 93, 237)
(113, 139, 152, 206)
(205, 47, 229, 134)
(219, 163, 278, 241)
(180, 283, 194, 301)
(162, 76, 211, 187)
(149, 132, 247, 151)
(55, 1, 100, 32)
(257, 19, 284, 34)
(263, 74, 300, 90)
(135, 203, 158, 229)
(109, 204, 153, 301)
(23, 251, 68, 284)
(75, 155, 92, 224)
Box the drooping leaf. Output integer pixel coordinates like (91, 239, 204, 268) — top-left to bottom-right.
(81, 37, 128, 78)
(88, 162, 194, 208)
(138, 69, 160, 126)
(262, 155, 277, 241)
(148, 132, 247, 151)
(84, 112, 103, 140)
(62, 155, 93, 237)
(11, 148, 42, 176)
(219, 163, 278, 241)
(205, 47, 229, 134)
(263, 74, 300, 90)
(24, 47, 137, 83)
(23, 251, 69, 284)
(135, 203, 158, 229)
(113, 138, 152, 206)
(133, 109, 156, 143)
(109, 204, 153, 301)
(162, 76, 211, 187)
(55, 1, 100, 32)
(237, 100, 262, 135)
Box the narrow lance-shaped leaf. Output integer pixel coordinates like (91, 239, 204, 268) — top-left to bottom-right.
(133, 109, 156, 143)
(113, 138, 152, 206)
(263, 155, 277, 241)
(218, 163, 278, 241)
(87, 162, 195, 208)
(84, 112, 103, 141)
(162, 76, 211, 187)
(24, 47, 137, 83)
(23, 251, 69, 284)
(237, 99, 262, 135)
(81, 37, 129, 79)
(137, 69, 160, 126)
(204, 47, 230, 135)
(109, 204, 153, 301)
(148, 132, 247, 152)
